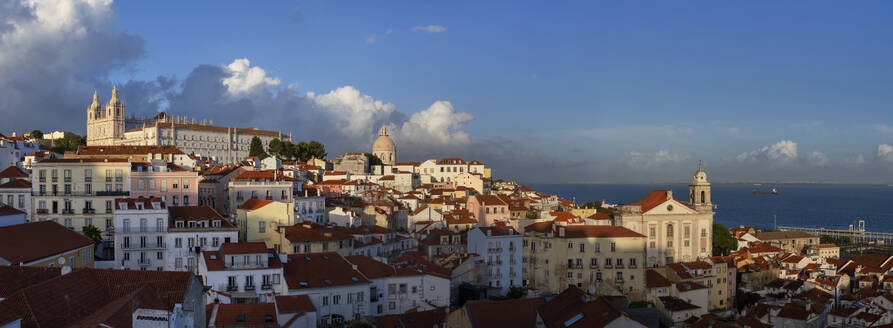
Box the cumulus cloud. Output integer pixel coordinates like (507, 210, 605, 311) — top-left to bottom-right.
(736, 140, 798, 163)
(877, 144, 893, 162)
(305, 85, 397, 139)
(806, 151, 829, 167)
(412, 25, 446, 33)
(626, 149, 691, 168)
(0, 0, 144, 131)
(222, 58, 281, 98)
(397, 101, 473, 147)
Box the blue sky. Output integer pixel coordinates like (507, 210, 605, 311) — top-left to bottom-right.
(2, 1, 893, 183)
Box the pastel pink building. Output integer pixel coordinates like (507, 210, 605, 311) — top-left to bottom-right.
(131, 161, 200, 206)
(466, 194, 509, 227)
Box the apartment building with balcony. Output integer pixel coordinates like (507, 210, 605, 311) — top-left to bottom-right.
(227, 170, 296, 217)
(131, 160, 200, 206)
(283, 252, 371, 326)
(467, 223, 523, 294)
(345, 255, 450, 316)
(277, 222, 355, 256)
(167, 205, 239, 273)
(199, 242, 286, 304)
(522, 221, 647, 301)
(295, 192, 325, 224)
(0, 166, 31, 221)
(198, 165, 247, 215)
(30, 158, 131, 256)
(113, 197, 168, 271)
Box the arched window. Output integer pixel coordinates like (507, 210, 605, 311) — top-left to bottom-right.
(690, 191, 695, 203)
(700, 191, 706, 204)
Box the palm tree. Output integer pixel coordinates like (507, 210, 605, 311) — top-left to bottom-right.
(83, 225, 103, 248)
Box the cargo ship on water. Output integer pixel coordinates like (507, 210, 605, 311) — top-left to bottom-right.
(753, 188, 778, 195)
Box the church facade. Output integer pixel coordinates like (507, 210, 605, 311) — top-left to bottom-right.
(614, 164, 715, 266)
(86, 88, 289, 163)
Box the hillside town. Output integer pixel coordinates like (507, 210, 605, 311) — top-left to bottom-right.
(0, 90, 889, 328)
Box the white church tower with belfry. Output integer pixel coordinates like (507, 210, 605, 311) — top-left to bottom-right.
(86, 86, 125, 146)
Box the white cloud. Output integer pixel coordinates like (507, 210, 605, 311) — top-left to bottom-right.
(877, 144, 893, 162)
(737, 140, 798, 163)
(412, 25, 446, 33)
(842, 153, 866, 166)
(396, 101, 473, 146)
(305, 86, 397, 139)
(365, 33, 376, 44)
(222, 58, 281, 97)
(0, 0, 144, 131)
(806, 151, 829, 167)
(874, 124, 893, 136)
(626, 149, 691, 168)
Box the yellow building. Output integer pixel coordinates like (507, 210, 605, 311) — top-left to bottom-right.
(235, 199, 294, 247)
(277, 222, 354, 256)
(0, 221, 95, 268)
(656, 260, 733, 311)
(522, 222, 647, 300)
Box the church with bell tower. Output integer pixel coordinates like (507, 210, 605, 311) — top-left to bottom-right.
(86, 86, 126, 146)
(614, 162, 715, 266)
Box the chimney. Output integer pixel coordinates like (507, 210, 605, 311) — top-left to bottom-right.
(666, 190, 673, 200)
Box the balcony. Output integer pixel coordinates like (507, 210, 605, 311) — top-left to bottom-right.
(488, 247, 502, 253)
(36, 209, 48, 214)
(226, 285, 238, 292)
(616, 264, 624, 269)
(137, 259, 152, 266)
(97, 191, 129, 197)
(106, 177, 112, 182)
(61, 209, 74, 215)
(120, 243, 166, 250)
(604, 264, 613, 269)
(84, 177, 92, 182)
(628, 264, 637, 269)
(244, 285, 256, 291)
(261, 284, 272, 290)
(82, 208, 95, 214)
(106, 208, 113, 214)
(590, 264, 599, 269)
(64, 178, 71, 182)
(39, 177, 45, 183)
(118, 227, 166, 234)
(575, 264, 583, 269)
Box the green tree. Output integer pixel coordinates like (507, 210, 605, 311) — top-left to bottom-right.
(30, 130, 43, 139)
(280, 141, 295, 160)
(821, 235, 852, 247)
(526, 210, 538, 220)
(712, 223, 737, 256)
(83, 225, 103, 248)
(506, 286, 528, 299)
(268, 139, 284, 159)
(306, 141, 327, 159)
(49, 134, 86, 153)
(248, 136, 268, 159)
(365, 153, 383, 166)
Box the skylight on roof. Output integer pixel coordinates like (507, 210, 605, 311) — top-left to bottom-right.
(299, 281, 308, 287)
(324, 279, 333, 285)
(564, 313, 583, 327)
(236, 314, 245, 322)
(351, 277, 359, 282)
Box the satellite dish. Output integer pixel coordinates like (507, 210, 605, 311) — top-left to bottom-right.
(58, 257, 65, 264)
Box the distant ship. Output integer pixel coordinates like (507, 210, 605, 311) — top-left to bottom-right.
(753, 188, 778, 195)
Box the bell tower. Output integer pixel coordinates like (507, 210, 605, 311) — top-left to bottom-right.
(86, 86, 126, 146)
(689, 161, 712, 212)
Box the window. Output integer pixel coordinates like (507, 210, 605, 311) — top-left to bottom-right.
(213, 237, 219, 247)
(667, 224, 674, 237)
(616, 272, 623, 281)
(610, 242, 616, 252)
(84, 169, 92, 181)
(630, 258, 637, 267)
(590, 258, 598, 267)
(175, 257, 183, 268)
(595, 243, 600, 253)
(568, 242, 573, 249)
(389, 302, 396, 310)
(259, 221, 266, 233)
(333, 295, 341, 304)
(650, 241, 656, 248)
(156, 252, 163, 260)
(596, 272, 602, 282)
(579, 243, 585, 253)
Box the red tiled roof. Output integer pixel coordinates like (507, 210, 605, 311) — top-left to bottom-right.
(0, 179, 31, 189)
(0, 204, 24, 216)
(345, 255, 423, 279)
(631, 190, 694, 212)
(275, 294, 316, 314)
(375, 308, 446, 328)
(237, 198, 275, 210)
(0, 221, 94, 264)
(221, 242, 268, 255)
(37, 158, 129, 163)
(128, 122, 283, 137)
(776, 304, 810, 321)
(0, 166, 27, 178)
(115, 197, 166, 210)
(168, 206, 224, 221)
(0, 266, 61, 298)
(232, 170, 298, 181)
(464, 297, 544, 328)
(283, 252, 370, 289)
(211, 303, 278, 327)
(77, 145, 185, 155)
(524, 222, 646, 238)
(281, 223, 353, 243)
(646, 269, 672, 288)
(472, 194, 507, 206)
(684, 261, 714, 270)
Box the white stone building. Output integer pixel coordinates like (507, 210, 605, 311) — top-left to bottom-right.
(294, 195, 325, 224)
(467, 225, 523, 295)
(198, 242, 286, 304)
(283, 252, 371, 325)
(113, 197, 168, 271)
(0, 166, 31, 221)
(345, 256, 449, 316)
(166, 206, 239, 272)
(86, 87, 289, 163)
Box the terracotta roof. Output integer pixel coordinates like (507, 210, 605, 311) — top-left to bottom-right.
(0, 166, 27, 178)
(375, 308, 446, 328)
(747, 244, 784, 253)
(281, 223, 353, 243)
(472, 194, 507, 206)
(753, 231, 817, 241)
(77, 145, 185, 155)
(275, 295, 316, 314)
(464, 297, 544, 328)
(646, 269, 672, 288)
(345, 255, 423, 279)
(659, 296, 700, 311)
(211, 303, 278, 327)
(0, 204, 24, 216)
(232, 170, 298, 181)
(631, 190, 694, 212)
(129, 122, 283, 137)
(676, 281, 708, 292)
(776, 303, 811, 321)
(550, 211, 583, 223)
(237, 198, 275, 211)
(37, 158, 129, 163)
(0, 179, 31, 188)
(537, 288, 639, 328)
(283, 252, 370, 289)
(444, 209, 477, 225)
(0, 221, 94, 264)
(524, 222, 646, 238)
(168, 206, 224, 220)
(221, 242, 268, 255)
(683, 261, 713, 270)
(0, 266, 61, 298)
(115, 197, 165, 210)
